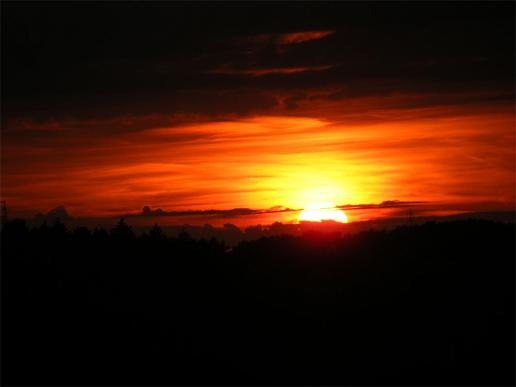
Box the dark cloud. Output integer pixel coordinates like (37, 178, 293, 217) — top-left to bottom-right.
(125, 201, 427, 219)
(128, 205, 296, 219)
(337, 201, 426, 211)
(3, 2, 513, 124)
(34, 205, 73, 224)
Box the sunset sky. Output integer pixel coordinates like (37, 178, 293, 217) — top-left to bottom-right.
(2, 2, 514, 225)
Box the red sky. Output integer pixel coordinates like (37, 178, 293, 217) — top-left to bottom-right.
(2, 3, 514, 225)
(3, 99, 514, 224)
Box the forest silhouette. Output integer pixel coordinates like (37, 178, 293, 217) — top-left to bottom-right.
(1, 217, 514, 386)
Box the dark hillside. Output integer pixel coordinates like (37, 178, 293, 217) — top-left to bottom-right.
(1, 219, 514, 386)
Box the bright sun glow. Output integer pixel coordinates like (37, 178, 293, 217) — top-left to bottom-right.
(297, 202, 348, 223)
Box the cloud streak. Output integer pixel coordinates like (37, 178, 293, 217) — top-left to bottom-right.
(276, 30, 335, 45)
(2, 107, 514, 221)
(122, 200, 427, 220)
(234, 30, 335, 46)
(207, 65, 334, 77)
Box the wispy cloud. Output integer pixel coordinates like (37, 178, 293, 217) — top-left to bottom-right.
(207, 64, 334, 77)
(337, 201, 426, 211)
(234, 30, 335, 46)
(276, 30, 335, 45)
(3, 106, 514, 220)
(126, 205, 295, 218)
(125, 201, 426, 219)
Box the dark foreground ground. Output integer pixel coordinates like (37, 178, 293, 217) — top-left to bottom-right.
(2, 219, 515, 386)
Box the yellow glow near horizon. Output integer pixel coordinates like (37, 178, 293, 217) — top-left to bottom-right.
(297, 202, 348, 223)
(4, 110, 515, 222)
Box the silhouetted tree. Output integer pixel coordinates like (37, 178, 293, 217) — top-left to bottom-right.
(92, 227, 108, 241)
(149, 224, 165, 241)
(178, 228, 191, 241)
(110, 217, 134, 240)
(1, 218, 514, 386)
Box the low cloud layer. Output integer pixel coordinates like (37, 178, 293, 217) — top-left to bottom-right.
(125, 200, 425, 219)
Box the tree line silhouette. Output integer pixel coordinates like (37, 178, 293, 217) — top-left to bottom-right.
(1, 217, 514, 386)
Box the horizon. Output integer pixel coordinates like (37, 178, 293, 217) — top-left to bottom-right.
(10, 201, 515, 230)
(5, 202, 515, 247)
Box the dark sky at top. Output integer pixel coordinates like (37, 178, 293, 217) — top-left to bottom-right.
(3, 1, 514, 124)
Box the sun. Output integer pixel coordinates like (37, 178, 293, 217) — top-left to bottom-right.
(297, 202, 348, 223)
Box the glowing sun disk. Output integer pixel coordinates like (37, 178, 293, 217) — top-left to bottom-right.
(298, 203, 348, 223)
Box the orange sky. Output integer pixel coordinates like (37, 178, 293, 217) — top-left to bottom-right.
(2, 98, 514, 224)
(2, 3, 514, 226)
